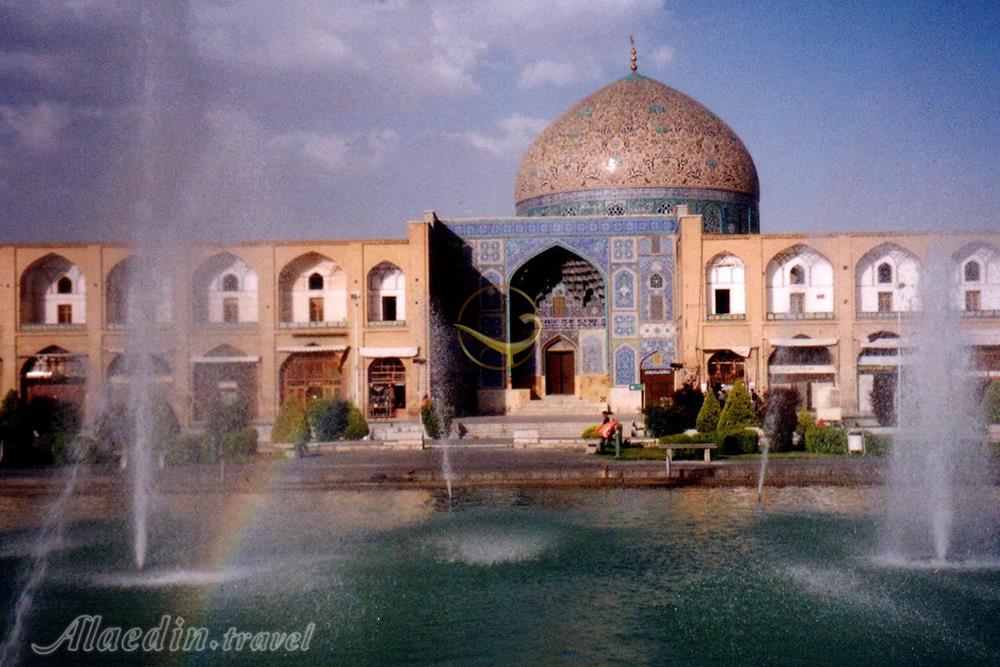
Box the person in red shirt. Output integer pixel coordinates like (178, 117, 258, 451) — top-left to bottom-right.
(596, 411, 620, 454)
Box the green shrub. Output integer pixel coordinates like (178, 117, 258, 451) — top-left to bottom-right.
(659, 432, 717, 445)
(165, 434, 211, 465)
(94, 398, 180, 461)
(581, 425, 600, 439)
(716, 381, 757, 433)
(644, 401, 687, 437)
(271, 396, 308, 443)
(719, 429, 759, 455)
(421, 400, 440, 439)
(343, 406, 370, 440)
(804, 425, 847, 454)
(311, 398, 350, 441)
(762, 387, 802, 452)
(695, 390, 721, 434)
(981, 381, 1000, 424)
(222, 426, 258, 460)
(643, 385, 706, 437)
(863, 431, 892, 456)
(796, 409, 816, 441)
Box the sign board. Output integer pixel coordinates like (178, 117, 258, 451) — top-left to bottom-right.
(629, 383, 644, 391)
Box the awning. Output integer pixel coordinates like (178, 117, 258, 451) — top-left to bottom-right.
(858, 355, 907, 367)
(361, 346, 419, 358)
(191, 355, 260, 364)
(277, 345, 348, 353)
(769, 364, 837, 375)
(859, 338, 906, 349)
(770, 337, 838, 347)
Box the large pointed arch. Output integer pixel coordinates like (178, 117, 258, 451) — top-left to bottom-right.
(20, 253, 86, 326)
(278, 252, 347, 325)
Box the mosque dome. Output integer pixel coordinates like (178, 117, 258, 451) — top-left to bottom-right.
(514, 71, 760, 231)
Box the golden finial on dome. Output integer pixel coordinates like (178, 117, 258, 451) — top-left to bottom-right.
(629, 35, 637, 72)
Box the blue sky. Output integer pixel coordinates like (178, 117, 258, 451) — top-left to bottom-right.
(1, 0, 997, 242)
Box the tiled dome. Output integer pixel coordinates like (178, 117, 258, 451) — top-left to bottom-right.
(514, 73, 759, 211)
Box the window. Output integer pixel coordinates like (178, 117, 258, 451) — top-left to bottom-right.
(57, 304, 72, 323)
(789, 293, 805, 314)
(877, 263, 892, 284)
(552, 295, 567, 318)
(649, 294, 664, 320)
(649, 273, 664, 289)
(381, 296, 397, 322)
(878, 292, 893, 313)
(308, 272, 323, 290)
(57, 277, 73, 294)
(309, 297, 324, 322)
(223, 298, 239, 323)
(964, 261, 981, 283)
(650, 237, 662, 255)
(965, 290, 981, 312)
(789, 265, 805, 285)
(222, 274, 239, 292)
(715, 289, 731, 315)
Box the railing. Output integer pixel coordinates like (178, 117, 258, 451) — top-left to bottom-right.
(540, 317, 606, 328)
(960, 309, 1000, 319)
(367, 320, 407, 328)
(706, 313, 746, 322)
(856, 310, 919, 320)
(766, 311, 835, 321)
(195, 322, 258, 331)
(20, 323, 87, 332)
(278, 320, 349, 330)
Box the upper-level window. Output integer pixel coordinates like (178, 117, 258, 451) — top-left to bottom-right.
(964, 261, 981, 283)
(789, 265, 805, 285)
(877, 263, 893, 284)
(308, 272, 323, 290)
(57, 277, 73, 294)
(222, 274, 239, 292)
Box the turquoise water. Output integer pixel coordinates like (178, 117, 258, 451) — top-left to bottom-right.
(1, 486, 998, 665)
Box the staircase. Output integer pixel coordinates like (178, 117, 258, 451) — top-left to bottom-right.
(507, 395, 607, 417)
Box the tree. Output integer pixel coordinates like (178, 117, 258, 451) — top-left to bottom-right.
(343, 405, 370, 440)
(981, 380, 1000, 424)
(271, 396, 308, 444)
(695, 389, 721, 433)
(761, 387, 802, 452)
(311, 398, 350, 441)
(716, 381, 757, 433)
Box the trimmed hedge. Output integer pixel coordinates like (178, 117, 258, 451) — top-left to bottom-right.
(222, 426, 258, 460)
(343, 406, 370, 440)
(581, 424, 600, 439)
(695, 391, 721, 434)
(272, 396, 308, 444)
(719, 429, 759, 455)
(863, 431, 892, 456)
(982, 381, 1000, 424)
(659, 432, 717, 445)
(311, 398, 350, 441)
(804, 425, 847, 454)
(717, 381, 757, 433)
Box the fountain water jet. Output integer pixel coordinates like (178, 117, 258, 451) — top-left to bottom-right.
(881, 249, 997, 564)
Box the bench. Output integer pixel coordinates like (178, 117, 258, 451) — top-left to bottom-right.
(664, 443, 717, 477)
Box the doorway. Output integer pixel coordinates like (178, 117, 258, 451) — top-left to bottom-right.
(545, 350, 575, 395)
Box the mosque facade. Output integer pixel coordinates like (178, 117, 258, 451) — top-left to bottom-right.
(1, 67, 998, 430)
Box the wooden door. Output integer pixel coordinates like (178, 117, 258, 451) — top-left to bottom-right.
(545, 350, 575, 395)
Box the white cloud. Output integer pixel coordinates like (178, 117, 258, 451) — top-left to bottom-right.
(191, 0, 671, 98)
(518, 60, 599, 88)
(0, 103, 69, 153)
(269, 128, 400, 178)
(650, 45, 675, 69)
(463, 114, 549, 158)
